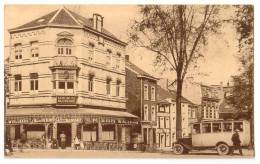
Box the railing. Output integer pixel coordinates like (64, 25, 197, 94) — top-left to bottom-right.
(53, 56, 77, 67)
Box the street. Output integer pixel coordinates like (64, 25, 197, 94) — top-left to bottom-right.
(5, 148, 254, 158)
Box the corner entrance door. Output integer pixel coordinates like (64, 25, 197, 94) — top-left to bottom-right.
(57, 123, 72, 147)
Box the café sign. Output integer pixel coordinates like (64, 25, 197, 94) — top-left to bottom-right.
(57, 96, 76, 105)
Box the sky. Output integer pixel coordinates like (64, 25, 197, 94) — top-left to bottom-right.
(4, 5, 241, 86)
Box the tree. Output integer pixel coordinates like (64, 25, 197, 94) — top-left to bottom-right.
(129, 5, 221, 140)
(232, 5, 253, 147)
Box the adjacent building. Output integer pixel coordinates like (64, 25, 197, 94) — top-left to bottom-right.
(156, 85, 197, 150)
(6, 7, 138, 149)
(125, 56, 158, 149)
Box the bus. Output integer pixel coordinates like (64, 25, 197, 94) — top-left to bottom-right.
(172, 119, 251, 155)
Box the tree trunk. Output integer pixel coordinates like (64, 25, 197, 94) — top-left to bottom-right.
(176, 77, 183, 140)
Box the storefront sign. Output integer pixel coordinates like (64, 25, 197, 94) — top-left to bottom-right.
(57, 96, 76, 105)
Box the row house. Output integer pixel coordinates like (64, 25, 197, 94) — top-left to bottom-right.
(156, 86, 197, 150)
(125, 56, 158, 148)
(5, 7, 138, 149)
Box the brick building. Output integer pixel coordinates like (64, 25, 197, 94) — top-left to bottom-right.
(125, 57, 158, 148)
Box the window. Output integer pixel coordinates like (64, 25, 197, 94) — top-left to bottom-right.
(159, 106, 165, 113)
(223, 122, 232, 132)
(31, 41, 39, 58)
(144, 84, 149, 100)
(106, 77, 111, 95)
(151, 106, 156, 121)
(14, 44, 22, 60)
(165, 117, 170, 129)
(159, 117, 165, 128)
(102, 124, 114, 141)
(144, 105, 149, 121)
(67, 82, 74, 89)
(115, 52, 121, 69)
(234, 122, 243, 132)
(57, 38, 72, 55)
(116, 80, 121, 97)
(202, 123, 211, 133)
(58, 82, 65, 89)
(166, 133, 170, 147)
(193, 124, 201, 134)
(88, 74, 94, 92)
(14, 74, 22, 92)
(212, 123, 222, 133)
(165, 106, 170, 113)
(30, 73, 38, 91)
(106, 49, 112, 66)
(88, 43, 95, 63)
(151, 86, 155, 101)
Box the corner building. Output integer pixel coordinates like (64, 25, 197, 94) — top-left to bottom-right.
(6, 7, 138, 149)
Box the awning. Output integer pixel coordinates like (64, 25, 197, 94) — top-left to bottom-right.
(6, 107, 138, 118)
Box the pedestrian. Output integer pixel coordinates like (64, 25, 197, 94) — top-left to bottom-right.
(20, 130, 27, 152)
(60, 131, 66, 149)
(231, 129, 243, 155)
(74, 136, 80, 150)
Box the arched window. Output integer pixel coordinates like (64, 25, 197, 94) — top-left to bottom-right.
(57, 38, 73, 55)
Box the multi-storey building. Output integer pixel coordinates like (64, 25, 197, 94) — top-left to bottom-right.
(200, 84, 224, 120)
(5, 7, 138, 149)
(125, 56, 158, 148)
(156, 86, 196, 150)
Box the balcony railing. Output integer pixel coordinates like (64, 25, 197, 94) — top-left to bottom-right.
(52, 56, 77, 67)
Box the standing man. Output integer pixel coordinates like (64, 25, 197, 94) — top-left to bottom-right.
(20, 130, 27, 152)
(231, 129, 243, 155)
(60, 131, 66, 149)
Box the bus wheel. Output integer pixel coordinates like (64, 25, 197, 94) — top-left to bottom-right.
(217, 143, 230, 155)
(173, 144, 185, 155)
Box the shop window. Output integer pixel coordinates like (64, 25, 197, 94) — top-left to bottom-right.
(14, 74, 22, 92)
(143, 104, 149, 121)
(30, 73, 38, 91)
(102, 124, 115, 141)
(83, 124, 97, 141)
(116, 79, 121, 97)
(25, 124, 45, 139)
(144, 84, 149, 100)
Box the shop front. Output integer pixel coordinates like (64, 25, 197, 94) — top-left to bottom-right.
(5, 107, 138, 150)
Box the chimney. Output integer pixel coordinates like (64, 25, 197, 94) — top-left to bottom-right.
(93, 13, 103, 32)
(125, 55, 129, 61)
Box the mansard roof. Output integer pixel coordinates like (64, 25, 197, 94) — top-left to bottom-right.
(9, 7, 125, 46)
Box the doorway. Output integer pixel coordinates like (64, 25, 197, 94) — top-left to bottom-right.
(57, 123, 72, 147)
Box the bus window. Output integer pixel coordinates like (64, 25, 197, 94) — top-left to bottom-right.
(202, 123, 211, 133)
(212, 123, 221, 132)
(234, 122, 243, 132)
(223, 122, 232, 132)
(193, 124, 200, 134)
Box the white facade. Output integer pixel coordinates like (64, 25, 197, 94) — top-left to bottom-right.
(155, 98, 191, 150)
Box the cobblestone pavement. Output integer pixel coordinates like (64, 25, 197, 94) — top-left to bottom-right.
(5, 148, 254, 158)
